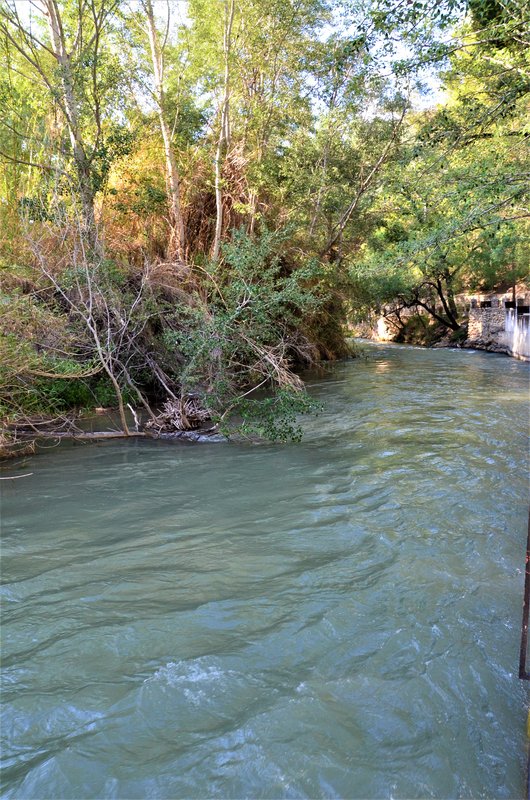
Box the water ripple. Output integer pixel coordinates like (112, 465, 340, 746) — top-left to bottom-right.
(1, 345, 528, 799)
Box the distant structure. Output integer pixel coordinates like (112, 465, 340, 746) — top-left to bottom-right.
(371, 286, 530, 361)
(467, 290, 530, 361)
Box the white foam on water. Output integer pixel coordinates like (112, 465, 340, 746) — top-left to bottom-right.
(142, 658, 242, 704)
(147, 659, 227, 686)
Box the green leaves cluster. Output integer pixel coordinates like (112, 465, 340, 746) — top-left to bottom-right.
(161, 228, 323, 438)
(1, 0, 529, 439)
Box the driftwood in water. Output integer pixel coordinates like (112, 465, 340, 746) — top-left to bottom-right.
(145, 396, 211, 434)
(2, 399, 217, 452)
(8, 428, 219, 443)
(14, 430, 149, 440)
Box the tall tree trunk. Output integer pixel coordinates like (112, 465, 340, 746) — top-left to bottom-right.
(144, 0, 186, 262)
(248, 189, 257, 235)
(435, 264, 460, 329)
(45, 0, 101, 256)
(445, 277, 459, 322)
(212, 0, 235, 262)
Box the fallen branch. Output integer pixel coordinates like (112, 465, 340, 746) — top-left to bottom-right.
(21, 365, 103, 379)
(11, 430, 148, 440)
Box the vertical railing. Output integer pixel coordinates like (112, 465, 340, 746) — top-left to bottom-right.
(518, 512, 530, 800)
(519, 511, 530, 680)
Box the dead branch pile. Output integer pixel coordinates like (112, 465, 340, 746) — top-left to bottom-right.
(183, 145, 251, 256)
(183, 160, 217, 255)
(144, 260, 200, 303)
(5, 413, 81, 437)
(1, 413, 80, 458)
(220, 146, 251, 235)
(285, 331, 321, 366)
(240, 335, 304, 391)
(145, 396, 211, 433)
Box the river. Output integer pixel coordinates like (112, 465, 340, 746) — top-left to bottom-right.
(1, 343, 529, 799)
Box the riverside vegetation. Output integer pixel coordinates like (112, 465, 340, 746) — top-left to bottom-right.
(1, 0, 528, 452)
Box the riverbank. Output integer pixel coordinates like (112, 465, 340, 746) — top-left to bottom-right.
(433, 336, 530, 361)
(352, 286, 530, 362)
(353, 315, 530, 362)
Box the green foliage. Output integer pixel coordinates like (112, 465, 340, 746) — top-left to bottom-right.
(348, 24, 530, 329)
(91, 126, 136, 193)
(1, 0, 528, 442)
(31, 375, 121, 412)
(393, 314, 443, 346)
(170, 229, 320, 368)
(160, 228, 325, 438)
(127, 183, 167, 216)
(234, 388, 319, 442)
(221, 227, 322, 325)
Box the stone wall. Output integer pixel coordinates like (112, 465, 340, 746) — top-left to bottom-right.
(465, 306, 530, 361)
(467, 307, 506, 340)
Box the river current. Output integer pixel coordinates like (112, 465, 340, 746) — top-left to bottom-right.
(1, 343, 529, 799)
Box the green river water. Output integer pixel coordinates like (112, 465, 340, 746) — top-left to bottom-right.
(1, 342, 529, 799)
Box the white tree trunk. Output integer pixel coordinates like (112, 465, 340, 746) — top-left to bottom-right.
(45, 0, 100, 255)
(144, 0, 186, 262)
(212, 0, 235, 262)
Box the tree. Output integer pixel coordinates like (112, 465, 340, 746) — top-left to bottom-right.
(210, 0, 234, 261)
(142, 0, 186, 261)
(349, 106, 529, 330)
(0, 0, 124, 255)
(347, 0, 530, 331)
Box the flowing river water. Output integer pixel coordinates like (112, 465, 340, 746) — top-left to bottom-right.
(1, 343, 529, 799)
